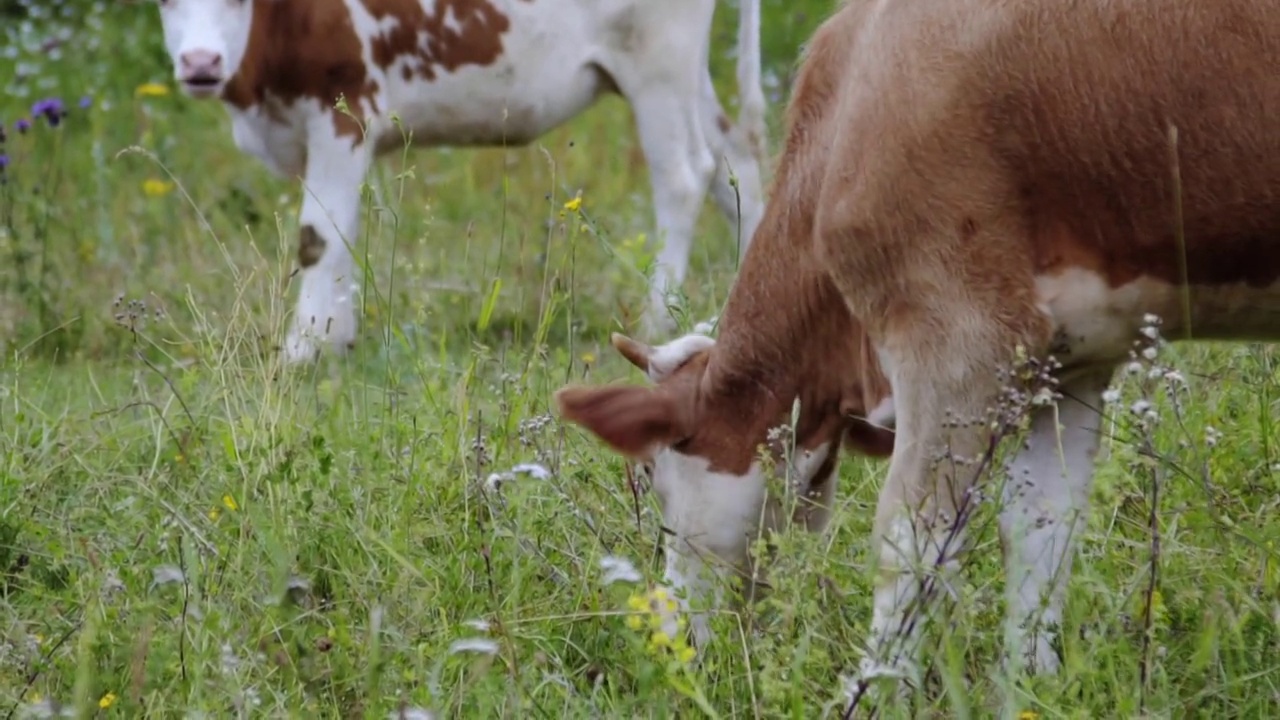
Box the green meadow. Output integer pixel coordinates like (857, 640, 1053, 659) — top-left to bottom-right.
(1, 1, 1278, 717)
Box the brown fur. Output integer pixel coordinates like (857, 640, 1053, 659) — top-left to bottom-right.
(361, 0, 511, 83)
(558, 0, 1280, 567)
(223, 0, 517, 144)
(562, 0, 1280, 473)
(557, 0, 1280, 676)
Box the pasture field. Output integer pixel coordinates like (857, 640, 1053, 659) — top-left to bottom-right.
(2, 1, 1279, 717)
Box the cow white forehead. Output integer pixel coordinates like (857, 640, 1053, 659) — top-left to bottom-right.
(646, 333, 715, 382)
(155, 0, 256, 93)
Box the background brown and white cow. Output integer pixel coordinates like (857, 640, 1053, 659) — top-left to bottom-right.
(149, 0, 767, 363)
(556, 0, 1280, 694)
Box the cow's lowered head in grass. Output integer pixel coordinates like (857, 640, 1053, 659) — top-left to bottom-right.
(556, 322, 896, 646)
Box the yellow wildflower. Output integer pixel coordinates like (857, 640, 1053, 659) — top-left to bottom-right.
(581, 352, 596, 365)
(142, 178, 174, 197)
(208, 506, 221, 522)
(626, 593, 648, 612)
(563, 194, 582, 213)
(625, 614, 644, 631)
(98, 691, 118, 709)
(135, 82, 170, 98)
(1017, 712, 1039, 720)
(676, 645, 696, 664)
(222, 494, 239, 511)
(649, 631, 671, 648)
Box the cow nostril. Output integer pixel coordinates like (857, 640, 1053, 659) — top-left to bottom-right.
(180, 51, 223, 71)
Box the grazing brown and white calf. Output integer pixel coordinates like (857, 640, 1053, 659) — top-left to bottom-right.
(148, 0, 767, 363)
(556, 0, 1280, 686)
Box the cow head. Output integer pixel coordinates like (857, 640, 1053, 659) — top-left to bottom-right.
(556, 331, 896, 533)
(152, 0, 256, 99)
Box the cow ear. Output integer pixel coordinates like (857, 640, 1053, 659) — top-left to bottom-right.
(555, 384, 689, 459)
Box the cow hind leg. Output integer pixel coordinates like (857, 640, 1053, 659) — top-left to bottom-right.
(606, 5, 719, 339)
(701, 72, 765, 260)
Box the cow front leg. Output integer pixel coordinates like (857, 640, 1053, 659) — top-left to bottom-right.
(284, 119, 372, 363)
(999, 367, 1112, 676)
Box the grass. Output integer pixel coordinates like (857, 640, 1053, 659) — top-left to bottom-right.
(2, 1, 1279, 718)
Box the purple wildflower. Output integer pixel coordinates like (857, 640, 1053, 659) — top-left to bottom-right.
(15, 118, 30, 134)
(0, 154, 7, 169)
(31, 98, 66, 127)
(79, 96, 92, 109)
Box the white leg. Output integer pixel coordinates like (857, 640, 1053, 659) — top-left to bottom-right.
(635, 99, 717, 338)
(999, 367, 1113, 675)
(284, 117, 371, 363)
(853, 308, 1052, 693)
(702, 72, 765, 258)
(609, 8, 719, 339)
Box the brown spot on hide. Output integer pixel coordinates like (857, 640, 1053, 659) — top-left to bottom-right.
(361, 0, 512, 82)
(220, 0, 517, 146)
(222, 0, 379, 144)
(298, 224, 326, 267)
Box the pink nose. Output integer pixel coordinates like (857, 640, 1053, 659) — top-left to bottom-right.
(179, 49, 223, 79)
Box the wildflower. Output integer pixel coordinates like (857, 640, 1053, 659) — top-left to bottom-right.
(151, 565, 185, 588)
(600, 555, 642, 585)
(484, 462, 552, 491)
(563, 194, 582, 213)
(624, 584, 691, 664)
(389, 709, 436, 720)
(15, 118, 30, 133)
(142, 178, 174, 197)
(0, 154, 7, 170)
(222, 494, 239, 511)
(98, 692, 117, 709)
(447, 637, 499, 655)
(79, 96, 92, 109)
(208, 506, 221, 521)
(135, 82, 170, 98)
(1205, 425, 1222, 448)
(31, 98, 65, 126)
(580, 351, 596, 365)
(1018, 712, 1039, 720)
